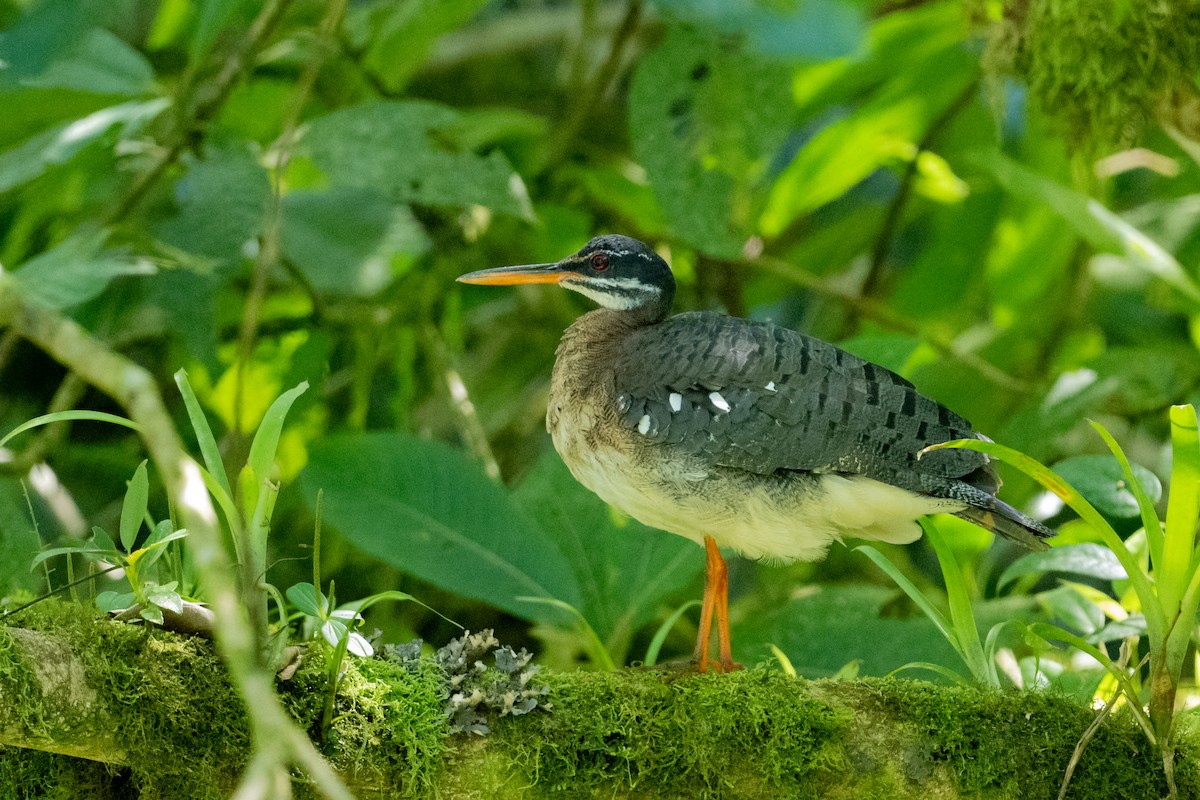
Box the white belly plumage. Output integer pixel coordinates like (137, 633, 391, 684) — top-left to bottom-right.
(557, 441, 964, 564)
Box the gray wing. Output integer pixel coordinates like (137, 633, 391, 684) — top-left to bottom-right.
(612, 311, 994, 496)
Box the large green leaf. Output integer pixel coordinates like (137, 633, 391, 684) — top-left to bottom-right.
(280, 188, 430, 297)
(297, 101, 532, 218)
(513, 453, 704, 662)
(10, 228, 153, 309)
(301, 434, 581, 624)
(735, 583, 961, 677)
(998, 543, 1127, 589)
(628, 25, 792, 257)
(154, 144, 270, 266)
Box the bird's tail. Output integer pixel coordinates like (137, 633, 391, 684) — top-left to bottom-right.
(954, 498, 1053, 551)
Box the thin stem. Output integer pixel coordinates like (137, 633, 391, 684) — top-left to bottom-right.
(862, 81, 979, 301)
(539, 0, 643, 173)
(103, 0, 294, 225)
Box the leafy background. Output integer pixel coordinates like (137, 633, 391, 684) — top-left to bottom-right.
(1, 0, 1199, 687)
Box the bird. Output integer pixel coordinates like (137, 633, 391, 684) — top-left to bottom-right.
(458, 234, 1053, 673)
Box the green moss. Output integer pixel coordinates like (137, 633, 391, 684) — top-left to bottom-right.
(857, 678, 1169, 799)
(1, 599, 248, 799)
(975, 0, 1200, 150)
(318, 655, 450, 797)
(486, 669, 849, 799)
(1, 603, 1196, 799)
(0, 746, 114, 799)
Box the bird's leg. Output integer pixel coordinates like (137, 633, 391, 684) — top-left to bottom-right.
(692, 536, 721, 672)
(693, 536, 742, 673)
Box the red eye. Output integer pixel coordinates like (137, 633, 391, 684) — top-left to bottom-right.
(590, 253, 609, 271)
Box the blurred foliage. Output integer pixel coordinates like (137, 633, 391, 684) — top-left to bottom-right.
(1, 0, 1199, 694)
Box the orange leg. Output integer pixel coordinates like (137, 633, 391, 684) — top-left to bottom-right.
(693, 536, 742, 673)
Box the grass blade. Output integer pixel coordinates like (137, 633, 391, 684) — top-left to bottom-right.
(925, 438, 1163, 644)
(922, 519, 990, 685)
(174, 370, 232, 500)
(517, 595, 614, 671)
(0, 411, 139, 449)
(1090, 420, 1165, 571)
(643, 599, 700, 667)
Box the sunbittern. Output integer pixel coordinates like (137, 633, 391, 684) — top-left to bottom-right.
(458, 235, 1052, 673)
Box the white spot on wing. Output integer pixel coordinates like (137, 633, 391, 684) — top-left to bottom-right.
(638, 414, 651, 434)
(709, 391, 731, 413)
(669, 392, 682, 412)
(765, 381, 776, 392)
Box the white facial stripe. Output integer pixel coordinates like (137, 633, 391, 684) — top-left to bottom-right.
(562, 276, 662, 311)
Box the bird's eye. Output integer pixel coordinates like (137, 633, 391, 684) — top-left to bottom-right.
(590, 253, 609, 271)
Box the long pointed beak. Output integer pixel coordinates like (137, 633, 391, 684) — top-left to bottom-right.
(456, 261, 579, 286)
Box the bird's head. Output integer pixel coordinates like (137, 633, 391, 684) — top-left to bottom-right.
(457, 235, 675, 321)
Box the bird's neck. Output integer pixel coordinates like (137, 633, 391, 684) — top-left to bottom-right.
(551, 308, 654, 411)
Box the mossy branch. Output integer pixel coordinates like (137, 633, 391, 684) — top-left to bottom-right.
(1, 603, 1196, 799)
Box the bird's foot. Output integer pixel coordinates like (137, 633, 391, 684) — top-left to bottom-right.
(692, 656, 744, 674)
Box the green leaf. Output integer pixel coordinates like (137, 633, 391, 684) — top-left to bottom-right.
(0, 410, 138, 449)
(96, 590, 136, 613)
(1050, 455, 1162, 520)
(244, 380, 308, 518)
(174, 369, 231, 501)
(629, 25, 792, 257)
(512, 454, 703, 662)
(286, 582, 325, 618)
(118, 460, 149, 552)
(145, 587, 184, 614)
(298, 101, 532, 218)
(19, 28, 154, 95)
(140, 604, 165, 625)
(300, 433, 582, 625)
(969, 150, 1123, 251)
(154, 144, 270, 265)
(280, 188, 430, 297)
(10, 228, 155, 309)
(998, 544, 1127, 589)
(0, 98, 168, 193)
(90, 526, 118, 555)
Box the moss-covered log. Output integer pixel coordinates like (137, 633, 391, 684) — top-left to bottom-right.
(1, 601, 1196, 799)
